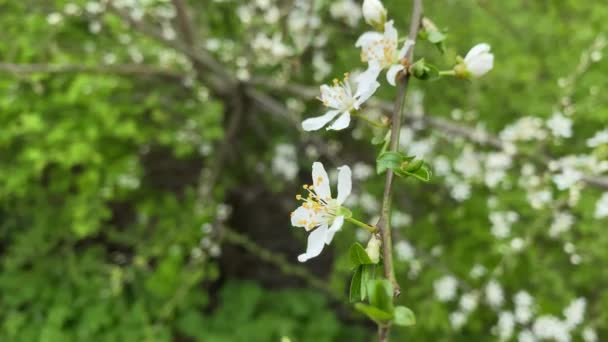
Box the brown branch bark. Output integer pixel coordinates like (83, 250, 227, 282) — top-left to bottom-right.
(377, 1, 423, 341)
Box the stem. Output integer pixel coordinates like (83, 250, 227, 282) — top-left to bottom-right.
(439, 70, 456, 76)
(346, 217, 378, 233)
(377, 1, 423, 341)
(351, 112, 388, 129)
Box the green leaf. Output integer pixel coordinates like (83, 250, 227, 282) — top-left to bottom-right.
(360, 264, 377, 301)
(349, 243, 374, 267)
(349, 266, 362, 302)
(403, 159, 424, 172)
(354, 303, 393, 324)
(427, 30, 446, 44)
(403, 165, 432, 182)
(393, 306, 416, 326)
(367, 279, 394, 313)
(376, 151, 405, 174)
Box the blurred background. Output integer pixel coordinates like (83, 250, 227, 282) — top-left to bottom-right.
(1, 0, 607, 341)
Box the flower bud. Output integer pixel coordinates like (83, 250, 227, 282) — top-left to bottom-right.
(365, 234, 382, 264)
(459, 43, 494, 78)
(362, 0, 387, 31)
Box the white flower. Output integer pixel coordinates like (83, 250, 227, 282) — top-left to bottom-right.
(553, 168, 582, 190)
(462, 43, 494, 78)
(594, 193, 608, 219)
(459, 292, 479, 313)
(587, 129, 608, 147)
(302, 74, 379, 131)
(434, 275, 458, 302)
(533, 316, 571, 342)
(395, 240, 415, 261)
(582, 327, 598, 342)
(496, 311, 515, 340)
(356, 20, 415, 86)
(330, 0, 361, 27)
(485, 279, 504, 308)
(291, 162, 352, 262)
(450, 311, 467, 330)
(518, 330, 537, 342)
(362, 0, 387, 30)
(563, 298, 586, 329)
(547, 112, 573, 138)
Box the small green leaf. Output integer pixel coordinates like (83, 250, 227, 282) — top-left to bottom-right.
(394, 306, 416, 326)
(349, 266, 363, 302)
(377, 151, 405, 174)
(403, 159, 424, 172)
(349, 243, 374, 267)
(360, 264, 377, 301)
(395, 164, 432, 182)
(427, 30, 446, 44)
(367, 279, 394, 313)
(354, 303, 393, 324)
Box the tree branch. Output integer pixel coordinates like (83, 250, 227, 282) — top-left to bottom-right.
(377, 1, 423, 340)
(0, 62, 182, 79)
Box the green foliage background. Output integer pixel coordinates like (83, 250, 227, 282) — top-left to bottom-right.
(0, 0, 607, 341)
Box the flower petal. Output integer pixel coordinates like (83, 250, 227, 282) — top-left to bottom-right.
(386, 64, 404, 86)
(302, 109, 340, 131)
(383, 20, 397, 45)
(291, 205, 312, 228)
(297, 225, 329, 262)
(464, 43, 491, 63)
(398, 39, 416, 59)
(354, 65, 381, 109)
(325, 215, 344, 245)
(336, 165, 352, 205)
(311, 161, 331, 200)
(327, 112, 351, 131)
(355, 31, 383, 48)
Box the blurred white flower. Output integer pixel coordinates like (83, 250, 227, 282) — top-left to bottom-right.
(549, 211, 574, 237)
(291, 162, 351, 262)
(330, 0, 361, 27)
(547, 112, 573, 138)
(451, 182, 471, 202)
(594, 193, 608, 219)
(500, 117, 547, 142)
(533, 316, 571, 342)
(582, 327, 598, 342)
(450, 311, 467, 330)
(459, 292, 479, 313)
(356, 20, 415, 86)
(553, 168, 582, 190)
(518, 330, 537, 342)
(485, 279, 504, 308)
(302, 74, 379, 131)
(47, 13, 63, 25)
(514, 291, 535, 324)
(587, 129, 608, 147)
(434, 275, 458, 302)
(490, 211, 518, 239)
(395, 240, 415, 261)
(563, 298, 586, 329)
(496, 311, 515, 340)
(272, 144, 298, 181)
(463, 43, 494, 78)
(362, 0, 387, 30)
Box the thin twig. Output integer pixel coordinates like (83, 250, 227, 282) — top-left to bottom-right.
(376, 1, 423, 341)
(170, 0, 197, 46)
(221, 226, 343, 301)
